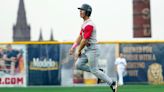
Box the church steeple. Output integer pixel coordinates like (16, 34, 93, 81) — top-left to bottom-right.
(13, 0, 31, 41)
(39, 29, 43, 41)
(16, 0, 27, 26)
(50, 29, 54, 41)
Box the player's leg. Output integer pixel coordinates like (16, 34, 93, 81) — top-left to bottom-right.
(97, 68, 104, 83)
(10, 61, 15, 75)
(75, 53, 106, 84)
(118, 68, 123, 86)
(75, 53, 90, 72)
(86, 50, 117, 92)
(86, 50, 113, 85)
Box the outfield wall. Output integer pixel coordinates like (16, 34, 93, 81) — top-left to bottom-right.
(0, 41, 163, 87)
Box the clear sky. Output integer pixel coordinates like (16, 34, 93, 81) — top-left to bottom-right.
(0, 0, 164, 42)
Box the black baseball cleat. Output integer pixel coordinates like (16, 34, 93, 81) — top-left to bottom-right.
(97, 69, 104, 84)
(110, 81, 118, 92)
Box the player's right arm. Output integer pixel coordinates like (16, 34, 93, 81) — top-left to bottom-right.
(114, 58, 119, 72)
(69, 34, 82, 55)
(3, 54, 16, 62)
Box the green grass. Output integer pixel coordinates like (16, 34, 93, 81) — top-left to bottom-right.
(0, 85, 163, 92)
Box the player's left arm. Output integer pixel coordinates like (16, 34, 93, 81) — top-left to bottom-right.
(124, 59, 127, 69)
(16, 51, 22, 60)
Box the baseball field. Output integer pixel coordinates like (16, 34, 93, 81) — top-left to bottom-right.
(0, 85, 163, 92)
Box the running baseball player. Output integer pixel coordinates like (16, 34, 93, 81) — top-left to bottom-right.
(69, 4, 117, 92)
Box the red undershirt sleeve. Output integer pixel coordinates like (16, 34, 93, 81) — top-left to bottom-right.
(83, 25, 93, 39)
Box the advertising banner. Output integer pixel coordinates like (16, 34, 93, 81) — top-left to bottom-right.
(120, 44, 164, 84)
(133, 0, 151, 37)
(0, 45, 26, 87)
(28, 44, 60, 85)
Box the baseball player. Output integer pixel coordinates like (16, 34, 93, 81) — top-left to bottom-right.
(3, 45, 21, 75)
(115, 53, 127, 86)
(69, 4, 117, 92)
